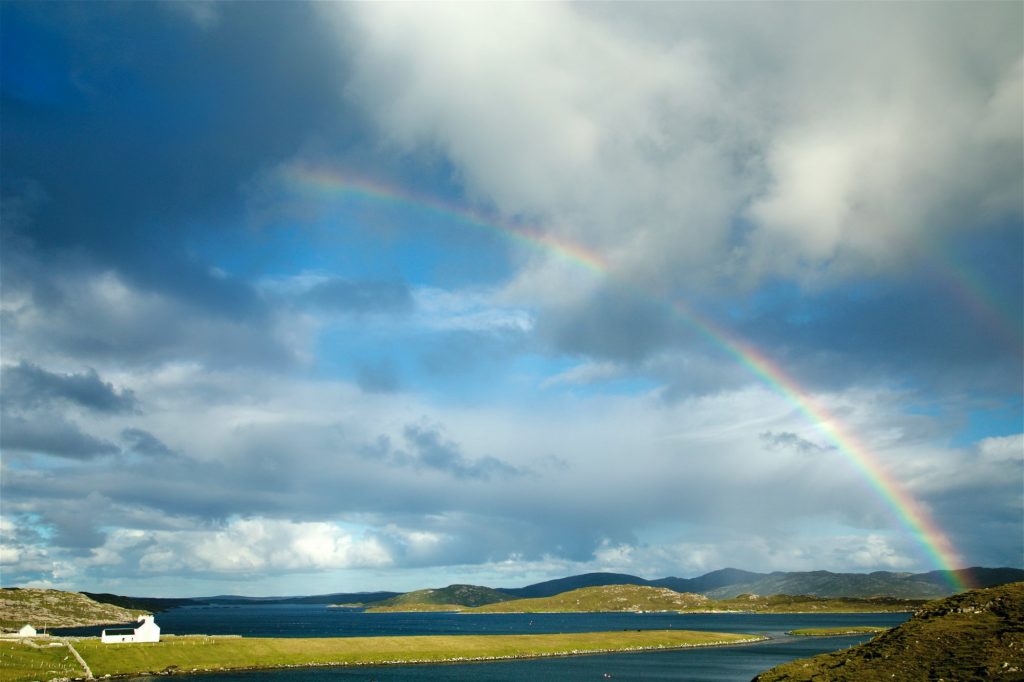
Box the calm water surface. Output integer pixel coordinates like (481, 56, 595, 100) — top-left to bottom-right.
(63, 604, 909, 681)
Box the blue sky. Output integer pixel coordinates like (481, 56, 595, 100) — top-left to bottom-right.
(1, 1, 1021, 596)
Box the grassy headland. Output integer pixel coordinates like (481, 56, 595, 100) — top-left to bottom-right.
(43, 630, 759, 680)
(754, 581, 1024, 680)
(787, 626, 890, 637)
(0, 588, 145, 630)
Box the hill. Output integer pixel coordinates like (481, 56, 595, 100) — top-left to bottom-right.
(368, 584, 515, 610)
(471, 584, 919, 614)
(753, 581, 1024, 681)
(0, 587, 145, 630)
(475, 585, 712, 612)
(499, 572, 651, 598)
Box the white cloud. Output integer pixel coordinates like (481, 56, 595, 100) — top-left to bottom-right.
(412, 287, 533, 334)
(129, 518, 392, 574)
(541, 361, 624, 389)
(326, 2, 1021, 290)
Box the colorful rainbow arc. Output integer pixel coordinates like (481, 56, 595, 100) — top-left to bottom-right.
(284, 162, 971, 593)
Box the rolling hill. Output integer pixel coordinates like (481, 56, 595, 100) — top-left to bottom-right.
(0, 588, 145, 630)
(367, 584, 515, 610)
(472, 585, 920, 614)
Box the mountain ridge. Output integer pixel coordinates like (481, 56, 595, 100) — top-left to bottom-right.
(76, 566, 1024, 610)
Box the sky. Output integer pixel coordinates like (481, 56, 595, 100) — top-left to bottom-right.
(1, 1, 1021, 598)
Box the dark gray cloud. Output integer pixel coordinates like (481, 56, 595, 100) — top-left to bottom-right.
(1, 255, 301, 370)
(760, 431, 831, 455)
(400, 424, 524, 480)
(121, 428, 175, 457)
(1, 361, 138, 413)
(0, 413, 119, 459)
(537, 286, 679, 363)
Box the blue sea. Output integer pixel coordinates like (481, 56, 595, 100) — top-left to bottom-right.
(58, 604, 909, 681)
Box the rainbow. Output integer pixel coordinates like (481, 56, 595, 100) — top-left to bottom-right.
(282, 162, 972, 592)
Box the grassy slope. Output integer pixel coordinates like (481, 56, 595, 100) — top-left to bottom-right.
(473, 584, 712, 613)
(0, 640, 86, 682)
(754, 581, 1024, 681)
(470, 585, 920, 614)
(70, 630, 761, 678)
(788, 627, 890, 637)
(0, 588, 145, 630)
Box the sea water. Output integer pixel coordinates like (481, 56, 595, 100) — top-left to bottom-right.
(60, 604, 909, 681)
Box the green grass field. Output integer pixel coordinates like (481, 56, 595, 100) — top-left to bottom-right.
(57, 630, 758, 679)
(0, 640, 86, 681)
(787, 626, 890, 637)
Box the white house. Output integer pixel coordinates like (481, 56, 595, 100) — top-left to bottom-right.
(101, 615, 160, 644)
(18, 624, 37, 637)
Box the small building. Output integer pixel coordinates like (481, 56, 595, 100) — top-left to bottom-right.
(101, 615, 160, 644)
(18, 624, 37, 637)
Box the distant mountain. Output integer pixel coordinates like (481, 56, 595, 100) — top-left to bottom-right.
(912, 567, 1024, 591)
(753, 581, 1024, 680)
(649, 568, 767, 593)
(702, 568, 1024, 599)
(372, 584, 514, 609)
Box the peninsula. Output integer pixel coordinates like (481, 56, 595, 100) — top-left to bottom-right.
(2, 630, 764, 681)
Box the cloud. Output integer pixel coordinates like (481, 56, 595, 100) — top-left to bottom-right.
(0, 413, 119, 459)
(541, 361, 623, 389)
(397, 423, 524, 481)
(1, 361, 138, 413)
(121, 428, 176, 457)
(114, 518, 392, 575)
(333, 2, 1021, 287)
(2, 266, 307, 370)
(0, 2, 1019, 593)
(760, 431, 832, 455)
